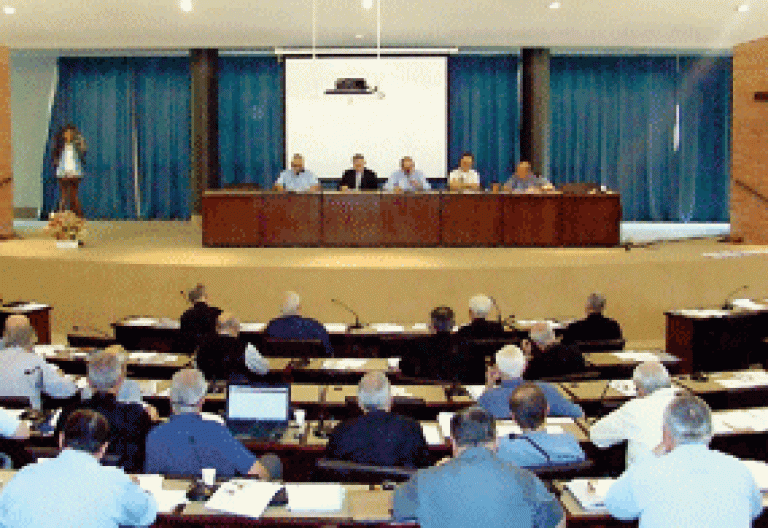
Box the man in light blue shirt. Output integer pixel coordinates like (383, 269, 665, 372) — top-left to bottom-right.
(384, 156, 430, 192)
(274, 154, 320, 192)
(0, 409, 158, 528)
(477, 345, 584, 419)
(504, 161, 552, 192)
(605, 394, 763, 528)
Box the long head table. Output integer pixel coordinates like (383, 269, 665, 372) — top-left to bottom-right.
(202, 190, 621, 248)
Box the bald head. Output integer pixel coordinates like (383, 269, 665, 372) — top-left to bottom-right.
(469, 294, 492, 319)
(632, 361, 671, 397)
(357, 372, 391, 412)
(281, 291, 301, 316)
(529, 322, 556, 348)
(2, 315, 37, 349)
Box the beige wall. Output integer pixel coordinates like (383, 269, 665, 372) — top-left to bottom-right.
(0, 47, 13, 238)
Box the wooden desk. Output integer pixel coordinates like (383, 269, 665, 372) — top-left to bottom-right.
(584, 350, 682, 378)
(0, 302, 52, 344)
(674, 369, 768, 410)
(559, 380, 634, 418)
(202, 190, 621, 248)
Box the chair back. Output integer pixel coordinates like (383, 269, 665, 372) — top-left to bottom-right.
(260, 337, 326, 358)
(573, 339, 625, 352)
(315, 458, 416, 484)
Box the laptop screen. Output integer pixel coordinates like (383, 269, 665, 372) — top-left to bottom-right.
(227, 384, 290, 422)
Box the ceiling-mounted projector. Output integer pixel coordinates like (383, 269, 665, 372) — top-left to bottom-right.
(325, 78, 378, 95)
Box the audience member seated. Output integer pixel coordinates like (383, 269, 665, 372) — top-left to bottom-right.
(327, 372, 429, 468)
(144, 369, 281, 479)
(0, 315, 77, 409)
(399, 306, 456, 381)
(477, 345, 583, 419)
(264, 291, 332, 356)
(392, 406, 565, 528)
(177, 283, 223, 354)
(196, 313, 269, 382)
(497, 383, 585, 468)
(523, 322, 587, 380)
(590, 361, 680, 467)
(561, 293, 623, 345)
(454, 294, 505, 338)
(79, 345, 151, 406)
(57, 349, 155, 472)
(605, 394, 762, 527)
(0, 410, 158, 528)
(0, 408, 29, 440)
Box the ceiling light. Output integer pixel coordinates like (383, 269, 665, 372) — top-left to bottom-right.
(3, 6, 15, 14)
(179, 0, 192, 12)
(362, 0, 373, 9)
(549, 2, 561, 8)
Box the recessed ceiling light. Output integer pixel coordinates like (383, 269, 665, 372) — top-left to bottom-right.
(362, 0, 373, 9)
(179, 0, 192, 12)
(549, 2, 561, 8)
(737, 3, 750, 11)
(3, 6, 16, 14)
(355, 34, 364, 39)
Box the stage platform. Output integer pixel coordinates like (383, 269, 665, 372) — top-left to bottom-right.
(1, 220, 764, 346)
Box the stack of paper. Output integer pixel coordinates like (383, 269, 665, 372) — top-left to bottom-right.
(285, 484, 344, 512)
(730, 299, 767, 310)
(565, 478, 616, 512)
(205, 480, 283, 518)
(410, 323, 429, 331)
(612, 351, 660, 362)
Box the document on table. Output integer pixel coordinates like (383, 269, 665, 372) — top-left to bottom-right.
(716, 371, 768, 389)
(565, 478, 616, 512)
(323, 323, 348, 333)
(608, 379, 637, 397)
(390, 386, 413, 397)
(421, 423, 445, 445)
(612, 351, 661, 362)
(285, 483, 345, 512)
(438, 412, 455, 438)
(10, 303, 50, 312)
(742, 460, 768, 491)
(410, 323, 429, 331)
(674, 309, 730, 318)
(387, 357, 401, 369)
(122, 318, 159, 326)
(321, 359, 368, 370)
(370, 323, 405, 333)
(129, 352, 158, 363)
(240, 322, 266, 332)
(205, 480, 283, 518)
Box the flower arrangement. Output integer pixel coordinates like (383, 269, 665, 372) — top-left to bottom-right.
(45, 211, 86, 241)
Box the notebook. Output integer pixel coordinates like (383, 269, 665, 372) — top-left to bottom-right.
(226, 382, 291, 441)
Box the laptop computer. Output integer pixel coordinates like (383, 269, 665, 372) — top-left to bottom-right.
(226, 382, 291, 441)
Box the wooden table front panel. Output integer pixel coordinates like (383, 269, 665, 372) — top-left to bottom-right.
(502, 194, 562, 246)
(201, 193, 261, 246)
(380, 193, 440, 246)
(440, 193, 502, 246)
(323, 193, 382, 246)
(559, 194, 621, 246)
(261, 193, 322, 246)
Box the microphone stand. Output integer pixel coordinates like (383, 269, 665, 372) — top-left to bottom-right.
(721, 285, 749, 310)
(331, 299, 364, 330)
(315, 386, 330, 438)
(488, 296, 504, 327)
(587, 379, 612, 426)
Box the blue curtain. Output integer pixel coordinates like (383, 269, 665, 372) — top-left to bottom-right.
(550, 55, 730, 221)
(43, 57, 134, 219)
(133, 57, 191, 219)
(448, 55, 519, 189)
(218, 56, 284, 188)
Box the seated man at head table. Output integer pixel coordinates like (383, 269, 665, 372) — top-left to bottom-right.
(605, 394, 762, 528)
(176, 283, 223, 354)
(339, 153, 379, 190)
(274, 153, 321, 192)
(144, 368, 282, 479)
(503, 161, 553, 192)
(454, 293, 506, 338)
(195, 312, 269, 382)
(0, 314, 77, 410)
(477, 345, 584, 419)
(383, 156, 431, 192)
(522, 322, 588, 381)
(496, 382, 585, 468)
(392, 406, 565, 528)
(590, 361, 680, 468)
(399, 306, 456, 381)
(0, 410, 158, 528)
(448, 151, 481, 191)
(326, 371, 429, 468)
(560, 292, 623, 345)
(264, 291, 333, 357)
(56, 348, 157, 472)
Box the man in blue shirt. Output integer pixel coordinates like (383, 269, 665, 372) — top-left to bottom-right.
(477, 345, 583, 419)
(274, 154, 320, 192)
(503, 161, 552, 192)
(605, 394, 762, 528)
(264, 291, 333, 356)
(0, 409, 158, 528)
(497, 382, 585, 468)
(384, 156, 431, 192)
(144, 369, 281, 479)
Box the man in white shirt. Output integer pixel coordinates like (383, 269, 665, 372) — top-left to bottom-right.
(448, 152, 481, 191)
(589, 361, 679, 467)
(274, 154, 320, 192)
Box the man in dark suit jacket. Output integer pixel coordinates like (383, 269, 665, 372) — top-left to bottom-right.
(338, 153, 379, 190)
(455, 294, 506, 338)
(177, 283, 222, 354)
(400, 306, 456, 382)
(524, 322, 587, 380)
(196, 313, 269, 382)
(561, 293, 623, 345)
(326, 372, 429, 468)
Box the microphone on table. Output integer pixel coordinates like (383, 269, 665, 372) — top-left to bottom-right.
(488, 295, 503, 326)
(721, 285, 749, 310)
(586, 379, 613, 426)
(315, 386, 330, 438)
(331, 299, 365, 330)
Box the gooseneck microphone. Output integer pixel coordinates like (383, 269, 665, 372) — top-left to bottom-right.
(587, 379, 613, 426)
(488, 296, 503, 325)
(330, 299, 364, 330)
(722, 285, 749, 310)
(315, 386, 329, 438)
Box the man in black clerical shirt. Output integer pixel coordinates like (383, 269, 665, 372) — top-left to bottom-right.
(339, 153, 379, 190)
(561, 293, 623, 345)
(400, 306, 455, 381)
(455, 294, 505, 338)
(326, 372, 429, 468)
(524, 322, 587, 380)
(177, 283, 222, 354)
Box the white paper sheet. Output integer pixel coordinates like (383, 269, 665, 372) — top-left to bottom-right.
(743, 460, 768, 491)
(34, 345, 66, 358)
(438, 412, 455, 438)
(545, 425, 565, 435)
(730, 299, 767, 310)
(496, 421, 523, 437)
(205, 480, 283, 518)
(391, 386, 413, 397)
(153, 489, 189, 513)
(11, 303, 50, 312)
(421, 423, 445, 445)
(387, 357, 402, 369)
(565, 479, 616, 512)
(129, 352, 157, 362)
(410, 323, 429, 331)
(546, 417, 575, 425)
(321, 359, 368, 370)
(716, 371, 768, 390)
(138, 380, 158, 396)
(609, 379, 637, 397)
(371, 323, 405, 333)
(240, 322, 266, 332)
(122, 318, 159, 326)
(674, 309, 730, 318)
(285, 483, 344, 512)
(612, 351, 660, 362)
(323, 323, 348, 333)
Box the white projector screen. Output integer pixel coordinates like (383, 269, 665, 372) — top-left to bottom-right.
(285, 57, 447, 182)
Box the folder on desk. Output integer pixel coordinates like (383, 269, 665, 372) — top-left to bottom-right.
(206, 480, 283, 518)
(285, 484, 345, 512)
(564, 478, 616, 512)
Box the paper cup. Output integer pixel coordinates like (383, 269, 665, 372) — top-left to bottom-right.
(201, 468, 216, 486)
(294, 409, 306, 426)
